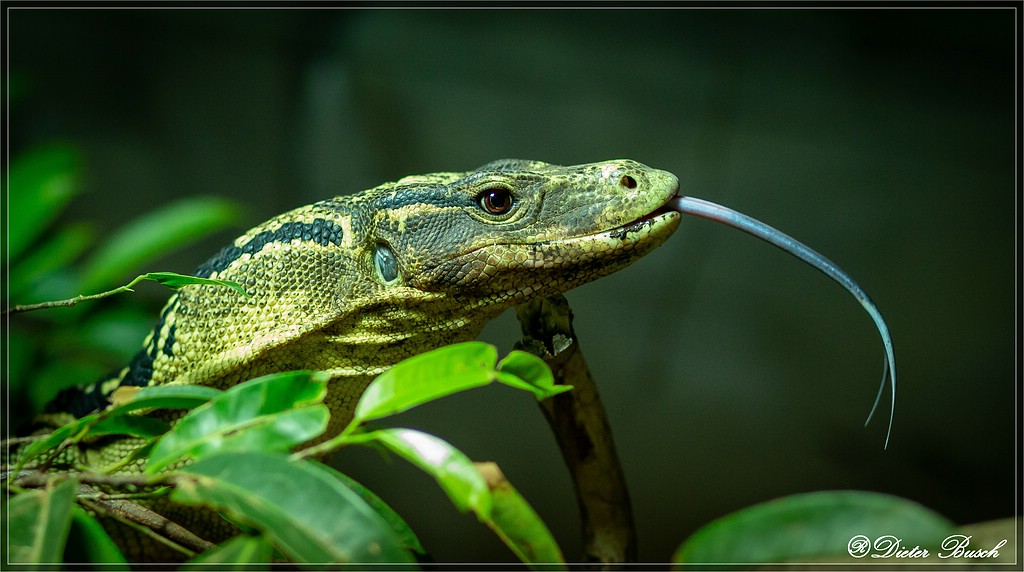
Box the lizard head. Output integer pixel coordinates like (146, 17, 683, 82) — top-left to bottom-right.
(362, 159, 681, 305)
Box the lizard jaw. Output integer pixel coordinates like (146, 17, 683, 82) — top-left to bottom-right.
(604, 192, 682, 242)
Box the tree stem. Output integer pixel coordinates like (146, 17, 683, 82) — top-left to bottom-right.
(516, 295, 637, 568)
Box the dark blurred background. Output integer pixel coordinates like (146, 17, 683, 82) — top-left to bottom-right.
(6, 7, 1017, 563)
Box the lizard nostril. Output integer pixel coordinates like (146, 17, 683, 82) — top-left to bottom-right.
(619, 175, 637, 190)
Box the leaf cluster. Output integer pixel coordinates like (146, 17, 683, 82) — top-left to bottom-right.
(6, 342, 570, 567)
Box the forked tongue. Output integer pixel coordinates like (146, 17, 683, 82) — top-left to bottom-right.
(669, 196, 895, 449)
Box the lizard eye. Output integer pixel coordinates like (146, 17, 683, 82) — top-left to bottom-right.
(478, 187, 514, 216)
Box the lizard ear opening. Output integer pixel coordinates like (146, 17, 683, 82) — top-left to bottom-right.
(374, 244, 400, 284)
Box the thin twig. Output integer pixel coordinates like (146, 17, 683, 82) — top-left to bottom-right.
(3, 276, 144, 315)
(3, 272, 246, 316)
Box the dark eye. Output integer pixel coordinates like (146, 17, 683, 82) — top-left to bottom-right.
(478, 187, 514, 215)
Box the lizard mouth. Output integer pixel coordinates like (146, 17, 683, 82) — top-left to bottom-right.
(604, 192, 681, 241)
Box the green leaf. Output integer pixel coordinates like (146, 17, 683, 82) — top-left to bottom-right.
(172, 451, 413, 564)
(354, 427, 491, 517)
(112, 384, 222, 414)
(476, 463, 566, 567)
(7, 144, 81, 261)
(79, 195, 242, 292)
(496, 350, 571, 400)
(6, 478, 78, 565)
(141, 272, 249, 298)
(64, 506, 128, 564)
(354, 341, 498, 423)
(9, 222, 94, 299)
(17, 415, 100, 468)
(672, 490, 956, 564)
(348, 430, 564, 566)
(189, 533, 273, 568)
(87, 414, 171, 439)
(146, 371, 328, 473)
(310, 462, 426, 556)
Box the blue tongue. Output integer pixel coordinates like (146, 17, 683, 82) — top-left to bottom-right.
(669, 195, 895, 449)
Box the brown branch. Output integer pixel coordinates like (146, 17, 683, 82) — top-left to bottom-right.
(11, 470, 161, 490)
(78, 491, 216, 557)
(9, 471, 217, 557)
(515, 295, 636, 568)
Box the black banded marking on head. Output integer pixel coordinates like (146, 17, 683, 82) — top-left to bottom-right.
(194, 218, 344, 278)
(373, 187, 477, 211)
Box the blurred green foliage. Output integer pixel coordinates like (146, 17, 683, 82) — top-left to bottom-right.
(5, 144, 244, 427)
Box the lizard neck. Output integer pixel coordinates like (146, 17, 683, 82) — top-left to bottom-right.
(317, 290, 503, 374)
(289, 290, 504, 434)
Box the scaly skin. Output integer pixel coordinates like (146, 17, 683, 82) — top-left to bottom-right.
(52, 159, 679, 437)
(31, 159, 680, 559)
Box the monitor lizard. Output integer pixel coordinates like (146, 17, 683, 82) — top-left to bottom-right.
(16, 158, 895, 562)
(41, 159, 682, 448)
